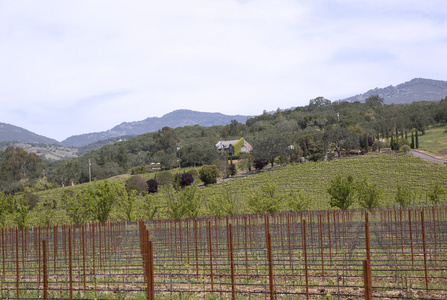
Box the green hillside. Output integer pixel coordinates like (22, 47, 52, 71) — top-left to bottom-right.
(19, 152, 446, 227)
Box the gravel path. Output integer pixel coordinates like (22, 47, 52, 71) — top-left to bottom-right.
(409, 149, 447, 163)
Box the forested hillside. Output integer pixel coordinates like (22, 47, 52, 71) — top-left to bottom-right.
(2, 94, 447, 194)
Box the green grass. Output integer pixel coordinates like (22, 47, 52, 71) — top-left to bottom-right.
(418, 125, 447, 158)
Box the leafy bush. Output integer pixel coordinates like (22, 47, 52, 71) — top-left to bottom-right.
(207, 189, 238, 216)
(164, 185, 201, 219)
(125, 175, 148, 194)
(247, 183, 282, 214)
(428, 183, 445, 204)
(395, 185, 411, 207)
(401, 145, 411, 153)
(147, 179, 158, 194)
(286, 190, 310, 211)
(155, 171, 175, 187)
(327, 175, 355, 210)
(355, 177, 382, 209)
(199, 165, 218, 185)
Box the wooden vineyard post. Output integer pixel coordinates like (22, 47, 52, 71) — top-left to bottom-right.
(365, 212, 371, 262)
(69, 228, 73, 300)
(303, 219, 309, 300)
(421, 210, 429, 292)
(229, 224, 236, 300)
(319, 214, 325, 279)
(363, 260, 372, 300)
(82, 225, 86, 290)
(266, 229, 274, 300)
(16, 228, 19, 299)
(194, 219, 199, 279)
(327, 212, 332, 265)
(43, 239, 48, 300)
(408, 209, 414, 265)
(207, 221, 214, 291)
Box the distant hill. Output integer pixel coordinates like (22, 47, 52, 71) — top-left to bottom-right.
(62, 109, 250, 147)
(342, 78, 447, 104)
(0, 122, 59, 145)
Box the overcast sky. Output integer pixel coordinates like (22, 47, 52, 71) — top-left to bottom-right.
(1, 0, 446, 141)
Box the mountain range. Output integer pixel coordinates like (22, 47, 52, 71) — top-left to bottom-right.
(1, 78, 447, 149)
(344, 78, 447, 104)
(61, 109, 250, 147)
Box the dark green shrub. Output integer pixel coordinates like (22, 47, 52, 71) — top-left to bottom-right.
(199, 165, 218, 185)
(147, 179, 158, 194)
(181, 173, 194, 188)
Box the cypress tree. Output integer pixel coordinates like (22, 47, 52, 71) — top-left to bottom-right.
(411, 132, 414, 149)
(365, 135, 369, 153)
(415, 131, 419, 149)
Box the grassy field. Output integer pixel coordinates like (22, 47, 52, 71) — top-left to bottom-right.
(418, 125, 447, 158)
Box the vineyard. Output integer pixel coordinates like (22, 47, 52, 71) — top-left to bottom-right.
(1, 206, 446, 299)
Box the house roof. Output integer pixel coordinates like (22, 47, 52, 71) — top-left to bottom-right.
(215, 140, 240, 149)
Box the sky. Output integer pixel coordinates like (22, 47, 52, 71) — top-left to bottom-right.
(1, 0, 446, 142)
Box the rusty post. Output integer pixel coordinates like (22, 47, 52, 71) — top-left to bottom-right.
(43, 239, 48, 300)
(208, 221, 214, 291)
(421, 210, 429, 291)
(365, 212, 371, 262)
(229, 223, 236, 300)
(82, 225, 86, 290)
(363, 260, 372, 300)
(68, 228, 73, 300)
(319, 214, 325, 278)
(287, 214, 293, 271)
(16, 227, 19, 299)
(266, 230, 274, 300)
(194, 219, 199, 279)
(408, 209, 414, 265)
(303, 219, 309, 300)
(327, 212, 332, 265)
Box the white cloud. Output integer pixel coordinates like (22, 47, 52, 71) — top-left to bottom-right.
(0, 0, 446, 141)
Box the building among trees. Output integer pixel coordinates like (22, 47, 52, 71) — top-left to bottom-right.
(215, 138, 253, 156)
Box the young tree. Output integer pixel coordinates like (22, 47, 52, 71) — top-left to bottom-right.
(395, 185, 411, 207)
(247, 183, 282, 214)
(164, 185, 201, 219)
(117, 186, 138, 221)
(286, 190, 310, 212)
(428, 183, 445, 204)
(140, 193, 160, 220)
(63, 190, 90, 225)
(207, 189, 238, 217)
(83, 180, 119, 223)
(327, 175, 355, 210)
(356, 177, 382, 210)
(12, 194, 30, 228)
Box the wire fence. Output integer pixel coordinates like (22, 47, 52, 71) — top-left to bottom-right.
(1, 205, 446, 299)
